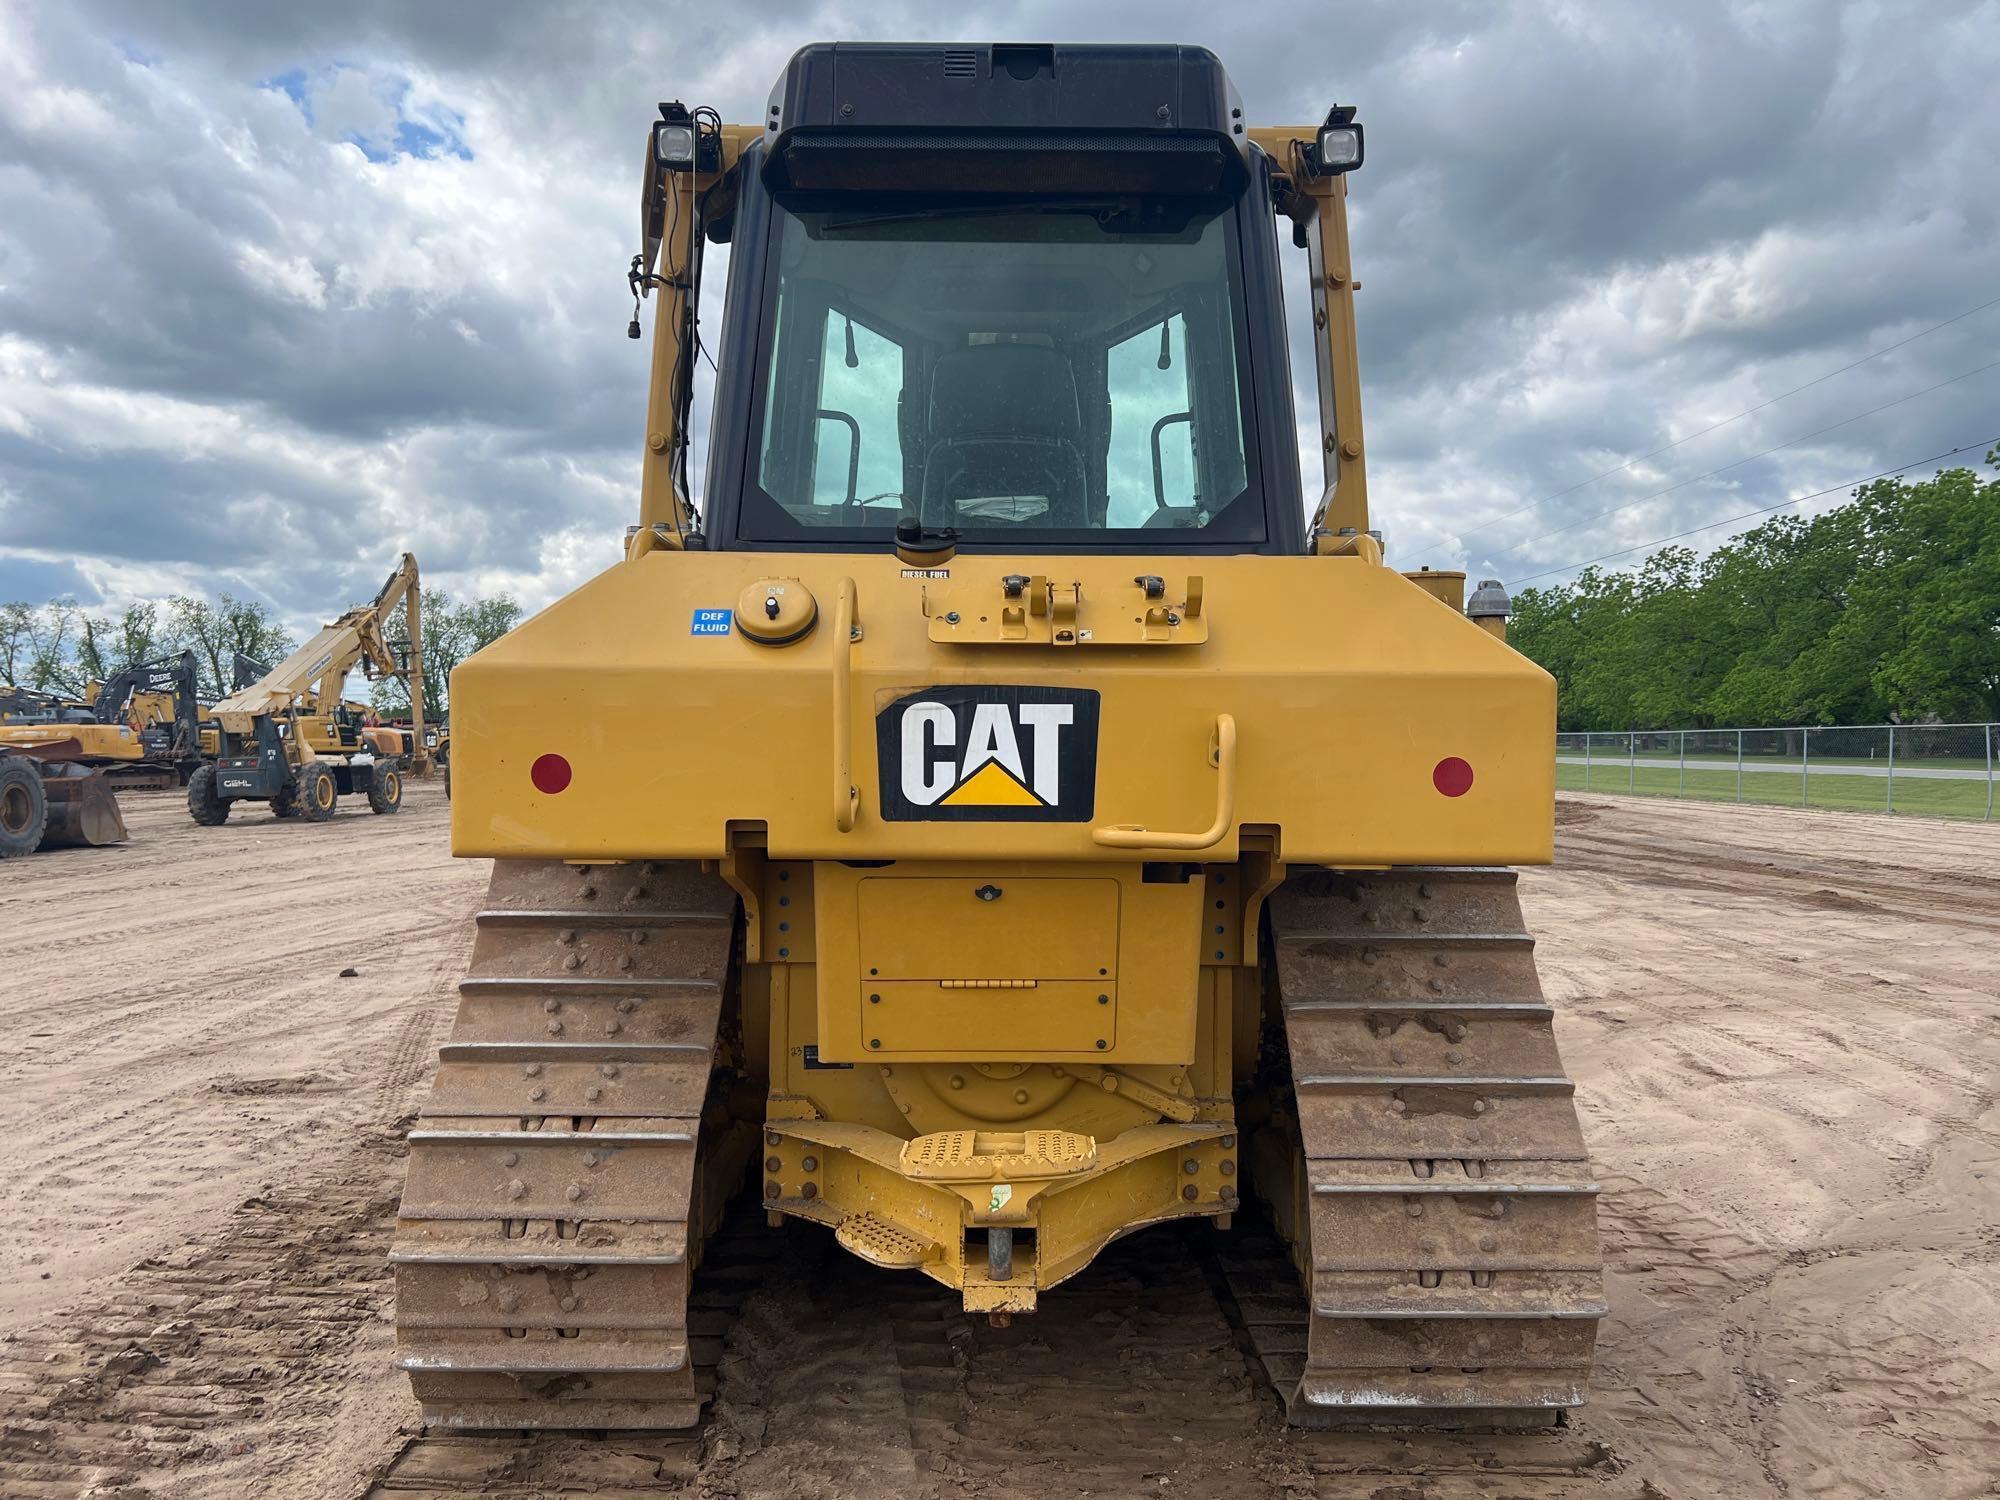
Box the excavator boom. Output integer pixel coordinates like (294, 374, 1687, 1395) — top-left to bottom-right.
(186, 553, 428, 828)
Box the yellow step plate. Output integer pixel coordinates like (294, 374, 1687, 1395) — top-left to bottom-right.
(835, 1212, 939, 1269)
(899, 1128, 1097, 1182)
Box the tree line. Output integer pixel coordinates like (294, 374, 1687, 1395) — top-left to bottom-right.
(1509, 459, 2000, 731)
(0, 586, 521, 717)
(373, 592, 523, 721)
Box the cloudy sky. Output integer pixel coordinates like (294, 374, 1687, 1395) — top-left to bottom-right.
(2, 0, 1996, 637)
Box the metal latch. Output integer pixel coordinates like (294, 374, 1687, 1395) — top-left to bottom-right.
(1050, 583, 1080, 645)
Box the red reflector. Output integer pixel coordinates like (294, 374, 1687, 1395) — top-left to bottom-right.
(1433, 757, 1474, 797)
(531, 753, 572, 795)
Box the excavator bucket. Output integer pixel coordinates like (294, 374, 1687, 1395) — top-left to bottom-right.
(33, 753, 128, 849)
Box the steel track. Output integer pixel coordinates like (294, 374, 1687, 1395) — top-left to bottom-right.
(390, 858, 752, 1429)
(1251, 866, 1604, 1426)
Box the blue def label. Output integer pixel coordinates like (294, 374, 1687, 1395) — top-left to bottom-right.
(691, 608, 733, 636)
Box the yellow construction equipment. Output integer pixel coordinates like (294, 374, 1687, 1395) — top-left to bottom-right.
(429, 724, 452, 800)
(0, 651, 208, 855)
(0, 752, 126, 855)
(190, 554, 431, 825)
(395, 44, 1593, 1433)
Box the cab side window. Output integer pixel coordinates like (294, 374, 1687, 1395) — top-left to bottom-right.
(812, 313, 905, 507)
(1105, 313, 1193, 527)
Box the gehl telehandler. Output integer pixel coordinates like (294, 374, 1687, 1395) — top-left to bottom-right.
(189, 553, 432, 825)
(394, 44, 1596, 1433)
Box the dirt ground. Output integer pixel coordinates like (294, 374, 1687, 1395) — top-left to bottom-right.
(1, 783, 1996, 1499)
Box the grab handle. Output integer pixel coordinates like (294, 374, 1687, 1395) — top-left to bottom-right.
(832, 578, 859, 832)
(1091, 714, 1236, 851)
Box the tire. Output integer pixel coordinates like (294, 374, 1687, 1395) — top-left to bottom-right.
(271, 777, 300, 818)
(186, 763, 231, 827)
(0, 756, 49, 856)
(443, 759, 451, 802)
(368, 761, 403, 815)
(295, 763, 339, 822)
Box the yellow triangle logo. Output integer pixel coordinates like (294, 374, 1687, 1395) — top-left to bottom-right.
(940, 759, 1045, 807)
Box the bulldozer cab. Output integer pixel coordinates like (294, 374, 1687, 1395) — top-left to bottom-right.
(688, 47, 1302, 556)
(731, 198, 1292, 547)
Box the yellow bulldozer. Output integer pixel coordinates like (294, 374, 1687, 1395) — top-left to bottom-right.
(394, 43, 1596, 1433)
(189, 554, 432, 824)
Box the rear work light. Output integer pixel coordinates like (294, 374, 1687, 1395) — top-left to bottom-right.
(1311, 105, 1364, 175)
(653, 121, 695, 167)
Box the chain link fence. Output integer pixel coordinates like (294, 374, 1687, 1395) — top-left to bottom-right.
(1554, 723, 1998, 820)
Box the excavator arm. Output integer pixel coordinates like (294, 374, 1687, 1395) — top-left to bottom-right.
(89, 649, 203, 759)
(210, 553, 429, 773)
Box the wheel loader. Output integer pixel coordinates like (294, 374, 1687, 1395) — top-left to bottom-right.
(0, 650, 208, 855)
(0, 686, 128, 858)
(190, 554, 430, 825)
(394, 43, 1598, 1432)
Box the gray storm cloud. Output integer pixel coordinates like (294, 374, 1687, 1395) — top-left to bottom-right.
(1, 0, 1994, 636)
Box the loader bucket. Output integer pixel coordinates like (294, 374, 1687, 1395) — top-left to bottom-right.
(36, 758, 128, 849)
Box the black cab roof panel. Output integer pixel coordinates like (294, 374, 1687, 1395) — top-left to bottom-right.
(763, 43, 1252, 196)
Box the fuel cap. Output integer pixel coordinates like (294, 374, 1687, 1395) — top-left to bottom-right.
(734, 578, 818, 645)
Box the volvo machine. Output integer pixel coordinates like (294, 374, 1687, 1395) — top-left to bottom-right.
(189, 554, 431, 824)
(394, 44, 1595, 1432)
(0, 650, 207, 855)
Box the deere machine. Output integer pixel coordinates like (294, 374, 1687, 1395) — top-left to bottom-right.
(394, 44, 1597, 1432)
(0, 650, 205, 856)
(189, 554, 431, 824)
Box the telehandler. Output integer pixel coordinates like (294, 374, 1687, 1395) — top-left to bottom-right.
(394, 43, 1596, 1432)
(189, 554, 431, 824)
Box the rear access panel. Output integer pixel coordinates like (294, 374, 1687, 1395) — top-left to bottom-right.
(814, 863, 1203, 1064)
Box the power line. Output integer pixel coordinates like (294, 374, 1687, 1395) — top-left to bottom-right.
(1505, 357, 2000, 551)
(1511, 436, 2000, 587)
(1462, 292, 2000, 538)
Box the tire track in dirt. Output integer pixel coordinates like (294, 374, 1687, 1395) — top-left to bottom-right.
(1560, 830, 2000, 931)
(1592, 923, 1997, 1098)
(0, 1126, 404, 1499)
(8, 787, 1997, 1499)
(370, 1208, 1655, 1500)
(1568, 941, 2000, 1147)
(0, 782, 489, 1334)
(1553, 795, 2000, 909)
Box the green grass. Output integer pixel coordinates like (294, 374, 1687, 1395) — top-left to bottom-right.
(1555, 762, 1995, 819)
(1564, 748, 1986, 773)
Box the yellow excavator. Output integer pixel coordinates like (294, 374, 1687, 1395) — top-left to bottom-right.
(0, 650, 206, 856)
(394, 44, 1595, 1433)
(189, 554, 431, 824)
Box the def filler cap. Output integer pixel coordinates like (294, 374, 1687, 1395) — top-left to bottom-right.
(735, 578, 818, 645)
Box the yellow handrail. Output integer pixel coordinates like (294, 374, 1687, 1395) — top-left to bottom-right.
(1092, 714, 1237, 851)
(832, 579, 859, 832)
